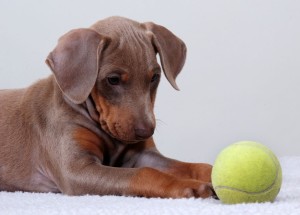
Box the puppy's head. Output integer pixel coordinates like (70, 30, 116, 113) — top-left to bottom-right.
(46, 17, 186, 143)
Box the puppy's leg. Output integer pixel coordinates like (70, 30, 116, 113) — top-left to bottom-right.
(129, 138, 212, 183)
(59, 162, 213, 198)
(55, 129, 213, 198)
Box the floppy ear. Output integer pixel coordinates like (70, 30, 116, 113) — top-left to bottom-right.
(46, 28, 109, 104)
(142, 22, 187, 90)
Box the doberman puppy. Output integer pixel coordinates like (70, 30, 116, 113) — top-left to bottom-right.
(0, 16, 214, 198)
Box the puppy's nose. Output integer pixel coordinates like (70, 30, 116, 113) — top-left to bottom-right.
(134, 124, 154, 139)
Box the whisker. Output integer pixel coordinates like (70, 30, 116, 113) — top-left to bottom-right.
(156, 118, 167, 126)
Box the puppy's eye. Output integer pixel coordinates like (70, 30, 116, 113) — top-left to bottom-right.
(151, 73, 160, 83)
(107, 75, 121, 85)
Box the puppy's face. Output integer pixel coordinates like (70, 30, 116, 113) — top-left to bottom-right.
(92, 35, 160, 142)
(46, 17, 186, 143)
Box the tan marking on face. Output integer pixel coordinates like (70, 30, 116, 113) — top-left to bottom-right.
(91, 89, 135, 141)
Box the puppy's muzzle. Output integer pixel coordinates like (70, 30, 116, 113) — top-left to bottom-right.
(134, 123, 155, 140)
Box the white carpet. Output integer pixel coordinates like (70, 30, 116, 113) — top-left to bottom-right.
(0, 157, 299, 215)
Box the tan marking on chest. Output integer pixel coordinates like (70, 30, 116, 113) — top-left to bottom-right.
(73, 128, 104, 160)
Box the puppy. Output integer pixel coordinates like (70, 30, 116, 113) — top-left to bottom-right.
(0, 17, 214, 198)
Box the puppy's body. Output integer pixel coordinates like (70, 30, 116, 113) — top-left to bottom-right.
(0, 17, 214, 198)
(0, 77, 61, 192)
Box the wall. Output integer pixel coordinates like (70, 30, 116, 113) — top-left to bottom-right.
(0, 0, 299, 163)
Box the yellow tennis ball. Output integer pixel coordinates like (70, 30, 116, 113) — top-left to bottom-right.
(212, 141, 282, 204)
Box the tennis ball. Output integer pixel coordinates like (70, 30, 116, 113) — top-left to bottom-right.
(212, 141, 282, 204)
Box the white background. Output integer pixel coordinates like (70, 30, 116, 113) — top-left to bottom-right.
(0, 0, 299, 164)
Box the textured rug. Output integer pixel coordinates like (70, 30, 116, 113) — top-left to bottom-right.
(0, 157, 299, 215)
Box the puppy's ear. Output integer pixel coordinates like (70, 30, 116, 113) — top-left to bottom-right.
(142, 22, 187, 90)
(46, 28, 109, 104)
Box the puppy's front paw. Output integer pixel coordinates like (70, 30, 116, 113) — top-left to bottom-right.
(168, 179, 214, 199)
(189, 163, 213, 182)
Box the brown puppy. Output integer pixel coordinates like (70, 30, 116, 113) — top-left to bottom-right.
(0, 17, 214, 198)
